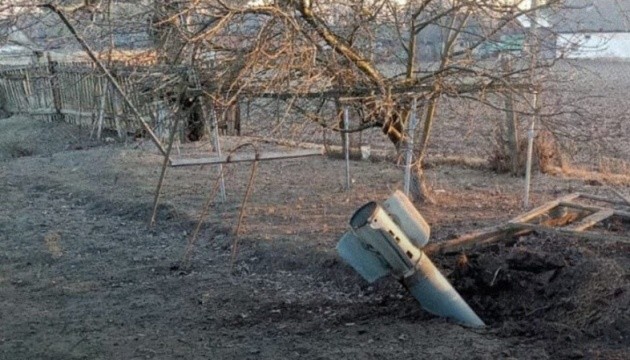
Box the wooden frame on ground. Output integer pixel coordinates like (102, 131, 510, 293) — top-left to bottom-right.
(425, 192, 630, 254)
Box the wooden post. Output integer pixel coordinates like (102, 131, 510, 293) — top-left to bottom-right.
(109, 83, 124, 139)
(22, 69, 31, 104)
(47, 53, 64, 122)
(96, 78, 107, 140)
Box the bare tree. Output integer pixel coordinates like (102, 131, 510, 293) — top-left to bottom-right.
(2, 0, 582, 201)
(143, 0, 565, 201)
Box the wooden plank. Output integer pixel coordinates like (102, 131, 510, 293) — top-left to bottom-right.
(558, 201, 604, 213)
(513, 222, 629, 244)
(169, 148, 324, 167)
(557, 201, 630, 219)
(423, 223, 522, 255)
(509, 193, 581, 224)
(423, 193, 629, 255)
(578, 193, 629, 207)
(564, 209, 615, 232)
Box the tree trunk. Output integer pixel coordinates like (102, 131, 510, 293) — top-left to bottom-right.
(504, 92, 520, 174)
(501, 56, 520, 175)
(410, 95, 439, 204)
(411, 163, 435, 204)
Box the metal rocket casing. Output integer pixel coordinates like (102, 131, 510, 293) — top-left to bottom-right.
(350, 202, 421, 278)
(336, 231, 390, 283)
(343, 199, 485, 328)
(403, 252, 486, 328)
(382, 190, 430, 248)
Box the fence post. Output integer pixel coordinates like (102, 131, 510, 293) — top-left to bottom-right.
(109, 83, 124, 138)
(96, 78, 107, 140)
(46, 53, 64, 122)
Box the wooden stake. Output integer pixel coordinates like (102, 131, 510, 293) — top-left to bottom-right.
(149, 115, 181, 227)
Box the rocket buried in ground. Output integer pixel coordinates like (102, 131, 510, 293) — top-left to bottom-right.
(337, 192, 485, 328)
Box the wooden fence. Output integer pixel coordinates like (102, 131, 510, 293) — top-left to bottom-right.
(0, 59, 183, 140)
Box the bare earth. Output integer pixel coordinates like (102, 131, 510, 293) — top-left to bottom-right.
(0, 60, 629, 360)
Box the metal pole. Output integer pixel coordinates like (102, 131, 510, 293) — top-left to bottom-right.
(344, 106, 351, 190)
(211, 107, 227, 202)
(404, 98, 418, 196)
(524, 0, 543, 208)
(524, 91, 538, 208)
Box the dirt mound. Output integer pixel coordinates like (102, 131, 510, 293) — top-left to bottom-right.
(446, 235, 629, 358)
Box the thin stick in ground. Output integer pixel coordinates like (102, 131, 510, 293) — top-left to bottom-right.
(230, 144, 261, 271)
(149, 115, 181, 227)
(180, 164, 235, 269)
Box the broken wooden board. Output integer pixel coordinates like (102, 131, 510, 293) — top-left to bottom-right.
(564, 209, 615, 232)
(424, 224, 518, 255)
(427, 193, 629, 254)
(515, 222, 628, 243)
(509, 193, 581, 224)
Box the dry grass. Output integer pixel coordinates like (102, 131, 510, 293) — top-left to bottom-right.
(545, 165, 630, 186)
(487, 129, 563, 175)
(425, 155, 489, 170)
